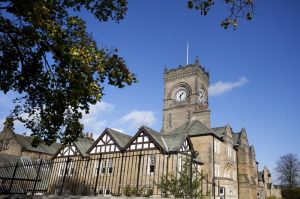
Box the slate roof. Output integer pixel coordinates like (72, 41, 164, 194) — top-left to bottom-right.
(0, 117, 61, 155)
(168, 120, 221, 138)
(258, 171, 263, 182)
(14, 134, 61, 155)
(163, 133, 188, 151)
(74, 138, 94, 157)
(211, 126, 226, 137)
(141, 126, 193, 153)
(141, 126, 167, 151)
(212, 125, 239, 145)
(232, 133, 241, 145)
(106, 128, 132, 148)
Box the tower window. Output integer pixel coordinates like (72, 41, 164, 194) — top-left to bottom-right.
(168, 114, 172, 129)
(187, 111, 191, 121)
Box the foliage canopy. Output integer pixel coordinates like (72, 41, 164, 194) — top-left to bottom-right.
(0, 0, 136, 145)
(0, 0, 254, 146)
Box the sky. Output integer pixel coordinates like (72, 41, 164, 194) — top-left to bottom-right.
(1, 0, 300, 183)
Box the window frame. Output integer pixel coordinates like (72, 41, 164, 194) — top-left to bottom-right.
(148, 155, 156, 175)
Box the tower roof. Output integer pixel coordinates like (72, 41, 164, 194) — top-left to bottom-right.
(164, 58, 209, 80)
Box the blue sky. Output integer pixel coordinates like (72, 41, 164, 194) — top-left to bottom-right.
(1, 0, 300, 182)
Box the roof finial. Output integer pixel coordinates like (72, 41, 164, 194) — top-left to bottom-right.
(195, 56, 200, 66)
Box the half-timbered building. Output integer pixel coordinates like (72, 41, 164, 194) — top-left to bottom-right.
(48, 126, 199, 196)
(48, 137, 94, 195)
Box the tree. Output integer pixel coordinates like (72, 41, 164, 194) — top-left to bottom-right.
(0, 0, 137, 146)
(188, 0, 254, 30)
(275, 153, 300, 188)
(157, 156, 204, 198)
(0, 0, 254, 146)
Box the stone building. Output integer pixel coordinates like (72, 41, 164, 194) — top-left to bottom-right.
(258, 166, 282, 198)
(0, 118, 61, 162)
(160, 59, 281, 198)
(1, 59, 281, 198)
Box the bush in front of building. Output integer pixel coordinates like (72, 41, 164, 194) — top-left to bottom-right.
(156, 157, 205, 198)
(281, 187, 300, 199)
(123, 185, 153, 197)
(267, 196, 280, 199)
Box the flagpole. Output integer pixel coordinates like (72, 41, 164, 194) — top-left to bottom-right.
(187, 41, 189, 65)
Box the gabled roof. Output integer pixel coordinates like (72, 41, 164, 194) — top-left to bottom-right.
(212, 126, 226, 137)
(14, 134, 61, 155)
(106, 128, 132, 148)
(168, 120, 221, 139)
(232, 132, 241, 146)
(124, 126, 166, 152)
(142, 126, 166, 151)
(0, 118, 61, 155)
(87, 128, 132, 154)
(75, 138, 94, 156)
(163, 133, 189, 152)
(238, 128, 249, 146)
(123, 126, 194, 153)
(212, 125, 236, 145)
(54, 137, 93, 158)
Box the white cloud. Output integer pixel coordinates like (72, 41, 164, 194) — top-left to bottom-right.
(120, 110, 156, 131)
(209, 77, 248, 96)
(81, 101, 114, 135)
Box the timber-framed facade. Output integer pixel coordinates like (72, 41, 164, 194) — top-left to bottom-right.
(47, 126, 203, 196)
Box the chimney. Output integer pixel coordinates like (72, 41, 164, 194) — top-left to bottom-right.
(85, 132, 94, 141)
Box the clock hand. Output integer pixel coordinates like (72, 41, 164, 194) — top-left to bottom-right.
(179, 93, 183, 100)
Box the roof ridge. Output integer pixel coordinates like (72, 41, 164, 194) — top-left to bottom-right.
(142, 126, 161, 135)
(183, 120, 197, 134)
(107, 128, 131, 138)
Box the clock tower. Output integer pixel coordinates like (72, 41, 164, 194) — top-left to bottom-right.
(162, 58, 211, 133)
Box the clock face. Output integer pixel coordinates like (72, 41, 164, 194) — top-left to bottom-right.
(175, 89, 187, 102)
(199, 89, 205, 103)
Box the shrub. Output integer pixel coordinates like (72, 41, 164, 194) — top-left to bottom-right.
(123, 185, 153, 197)
(123, 185, 132, 197)
(267, 196, 277, 199)
(281, 187, 300, 199)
